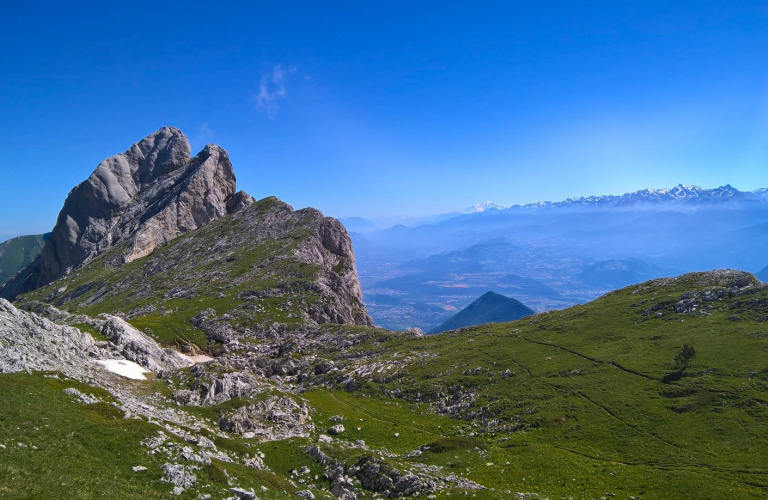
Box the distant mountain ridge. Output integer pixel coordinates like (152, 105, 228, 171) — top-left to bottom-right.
(577, 258, 680, 289)
(0, 234, 50, 286)
(429, 291, 534, 334)
(757, 265, 768, 282)
(343, 185, 766, 238)
(515, 184, 766, 210)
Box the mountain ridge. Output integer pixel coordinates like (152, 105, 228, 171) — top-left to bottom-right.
(0, 233, 50, 286)
(500, 184, 767, 212)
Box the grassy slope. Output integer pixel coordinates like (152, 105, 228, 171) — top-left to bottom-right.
(167, 271, 768, 498)
(10, 207, 768, 498)
(0, 233, 48, 286)
(5, 269, 768, 499)
(0, 372, 299, 499)
(354, 273, 768, 498)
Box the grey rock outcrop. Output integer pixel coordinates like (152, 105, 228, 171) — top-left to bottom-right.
(63, 387, 101, 404)
(0, 298, 188, 377)
(171, 363, 266, 406)
(100, 315, 191, 372)
(227, 191, 256, 213)
(162, 463, 197, 494)
(2, 127, 247, 299)
(328, 424, 345, 435)
(229, 487, 258, 500)
(0, 298, 101, 376)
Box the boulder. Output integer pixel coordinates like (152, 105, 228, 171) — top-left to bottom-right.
(328, 424, 345, 435)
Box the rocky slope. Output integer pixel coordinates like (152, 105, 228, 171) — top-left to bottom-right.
(2, 127, 252, 300)
(0, 298, 190, 379)
(0, 233, 49, 286)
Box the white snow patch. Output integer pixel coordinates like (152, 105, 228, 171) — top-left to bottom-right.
(97, 359, 151, 380)
(181, 353, 214, 364)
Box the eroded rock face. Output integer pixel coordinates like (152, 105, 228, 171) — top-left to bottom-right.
(296, 214, 373, 326)
(2, 127, 247, 299)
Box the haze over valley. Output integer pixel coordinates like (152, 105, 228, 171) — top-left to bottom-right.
(346, 184, 768, 330)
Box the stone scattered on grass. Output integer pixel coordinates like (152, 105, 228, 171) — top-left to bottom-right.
(230, 487, 258, 499)
(63, 387, 100, 404)
(162, 463, 196, 495)
(243, 455, 265, 470)
(328, 424, 345, 435)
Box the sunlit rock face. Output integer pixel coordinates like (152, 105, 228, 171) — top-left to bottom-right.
(2, 127, 250, 299)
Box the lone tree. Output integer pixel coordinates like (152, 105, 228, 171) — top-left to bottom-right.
(663, 344, 696, 383)
(674, 344, 696, 371)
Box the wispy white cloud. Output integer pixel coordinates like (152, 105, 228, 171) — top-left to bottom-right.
(256, 64, 296, 118)
(198, 122, 214, 138)
(190, 122, 216, 150)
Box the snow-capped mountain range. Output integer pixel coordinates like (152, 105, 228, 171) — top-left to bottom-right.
(514, 184, 768, 210)
(344, 185, 766, 233)
(464, 201, 508, 213)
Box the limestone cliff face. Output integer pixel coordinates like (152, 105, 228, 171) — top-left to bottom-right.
(297, 212, 373, 326)
(2, 127, 249, 299)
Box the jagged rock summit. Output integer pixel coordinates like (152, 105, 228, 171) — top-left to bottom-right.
(2, 127, 253, 299)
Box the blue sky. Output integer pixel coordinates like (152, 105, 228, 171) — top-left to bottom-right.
(1, 1, 767, 236)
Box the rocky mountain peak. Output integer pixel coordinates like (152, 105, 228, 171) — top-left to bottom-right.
(2, 127, 251, 299)
(126, 126, 191, 184)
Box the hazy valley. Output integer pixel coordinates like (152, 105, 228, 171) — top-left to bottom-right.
(349, 186, 768, 331)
